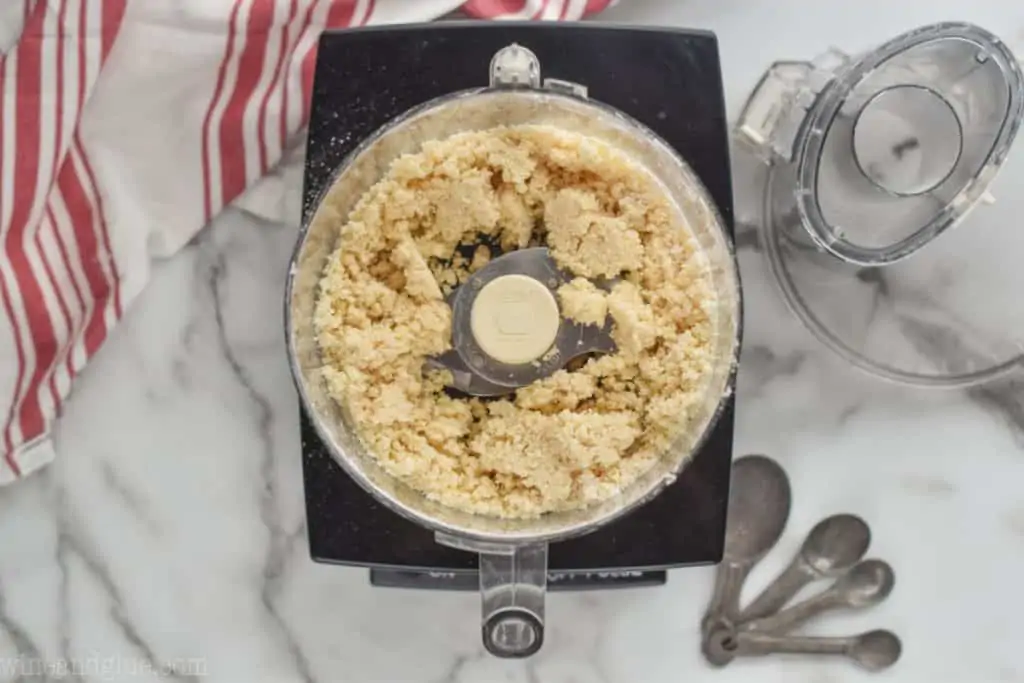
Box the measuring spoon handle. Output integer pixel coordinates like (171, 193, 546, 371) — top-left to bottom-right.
(738, 559, 813, 622)
(701, 560, 753, 634)
(740, 587, 840, 634)
(733, 631, 852, 657)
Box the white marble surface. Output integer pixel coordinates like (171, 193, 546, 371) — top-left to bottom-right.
(3, 1, 1024, 681)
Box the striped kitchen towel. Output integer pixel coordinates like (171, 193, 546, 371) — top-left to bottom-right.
(0, 0, 615, 485)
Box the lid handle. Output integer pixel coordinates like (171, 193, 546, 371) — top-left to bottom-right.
(735, 50, 851, 164)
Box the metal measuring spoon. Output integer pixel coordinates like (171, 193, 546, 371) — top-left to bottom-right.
(700, 455, 791, 644)
(738, 513, 871, 622)
(707, 629, 902, 671)
(740, 559, 895, 634)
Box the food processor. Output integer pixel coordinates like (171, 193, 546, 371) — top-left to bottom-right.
(287, 16, 1024, 660)
(286, 23, 741, 658)
(735, 22, 1024, 387)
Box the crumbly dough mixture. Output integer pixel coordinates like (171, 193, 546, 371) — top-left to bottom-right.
(314, 125, 717, 518)
(557, 278, 608, 327)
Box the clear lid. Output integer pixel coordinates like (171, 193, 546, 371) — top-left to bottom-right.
(738, 23, 1024, 266)
(736, 23, 1024, 387)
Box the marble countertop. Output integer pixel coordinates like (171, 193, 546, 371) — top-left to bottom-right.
(3, 1, 1024, 681)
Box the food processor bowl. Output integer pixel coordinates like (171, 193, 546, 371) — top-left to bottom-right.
(286, 44, 741, 657)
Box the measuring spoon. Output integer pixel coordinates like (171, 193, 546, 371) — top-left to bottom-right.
(738, 513, 871, 621)
(720, 629, 902, 671)
(701, 455, 791, 641)
(741, 559, 895, 634)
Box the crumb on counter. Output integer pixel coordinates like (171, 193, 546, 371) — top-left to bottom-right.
(313, 125, 716, 519)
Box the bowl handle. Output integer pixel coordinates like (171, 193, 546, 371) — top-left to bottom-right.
(435, 534, 548, 658)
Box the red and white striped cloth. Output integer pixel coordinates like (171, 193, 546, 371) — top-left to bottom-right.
(0, 0, 614, 486)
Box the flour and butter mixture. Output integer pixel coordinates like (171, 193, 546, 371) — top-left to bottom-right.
(313, 125, 717, 518)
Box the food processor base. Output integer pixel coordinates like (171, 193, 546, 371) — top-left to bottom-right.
(368, 568, 668, 591)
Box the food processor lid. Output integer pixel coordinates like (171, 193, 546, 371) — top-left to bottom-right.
(738, 22, 1024, 388)
(739, 22, 1024, 265)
